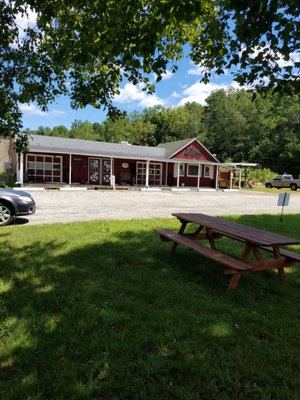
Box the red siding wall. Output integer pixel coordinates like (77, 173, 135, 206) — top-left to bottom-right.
(24, 139, 218, 187)
(113, 159, 133, 185)
(172, 140, 216, 162)
(70, 155, 89, 183)
(168, 140, 218, 186)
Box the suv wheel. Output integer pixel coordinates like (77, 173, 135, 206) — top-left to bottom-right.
(265, 183, 272, 188)
(290, 183, 298, 191)
(0, 203, 14, 226)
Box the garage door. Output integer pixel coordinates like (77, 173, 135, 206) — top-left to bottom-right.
(136, 162, 162, 186)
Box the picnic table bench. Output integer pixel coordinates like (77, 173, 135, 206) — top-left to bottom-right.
(154, 213, 300, 289)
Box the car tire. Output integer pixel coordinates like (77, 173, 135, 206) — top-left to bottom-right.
(265, 183, 272, 189)
(0, 203, 14, 226)
(290, 184, 298, 191)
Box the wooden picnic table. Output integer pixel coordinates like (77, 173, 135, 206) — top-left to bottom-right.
(155, 213, 300, 289)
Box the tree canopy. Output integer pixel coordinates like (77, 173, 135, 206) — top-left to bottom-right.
(27, 90, 300, 176)
(1, 0, 299, 151)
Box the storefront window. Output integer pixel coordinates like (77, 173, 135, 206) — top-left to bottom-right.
(203, 165, 213, 178)
(25, 154, 62, 182)
(187, 165, 199, 177)
(103, 160, 111, 173)
(173, 164, 185, 177)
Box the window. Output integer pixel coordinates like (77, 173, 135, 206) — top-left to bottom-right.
(103, 159, 111, 173)
(203, 165, 213, 179)
(136, 162, 162, 185)
(173, 164, 185, 177)
(26, 154, 62, 183)
(187, 165, 200, 177)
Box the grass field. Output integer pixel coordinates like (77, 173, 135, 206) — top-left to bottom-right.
(243, 185, 300, 194)
(1, 215, 300, 400)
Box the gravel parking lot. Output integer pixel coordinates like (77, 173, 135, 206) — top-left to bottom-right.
(17, 188, 300, 225)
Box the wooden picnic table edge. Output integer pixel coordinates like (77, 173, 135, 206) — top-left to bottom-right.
(172, 212, 300, 246)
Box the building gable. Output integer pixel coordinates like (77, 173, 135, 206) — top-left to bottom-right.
(169, 139, 218, 163)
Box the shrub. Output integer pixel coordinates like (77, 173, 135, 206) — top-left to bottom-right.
(248, 168, 277, 184)
(0, 168, 16, 188)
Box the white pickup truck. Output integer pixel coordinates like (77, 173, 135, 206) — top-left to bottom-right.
(265, 174, 300, 191)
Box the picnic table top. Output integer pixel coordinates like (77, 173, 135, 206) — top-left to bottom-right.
(172, 212, 300, 247)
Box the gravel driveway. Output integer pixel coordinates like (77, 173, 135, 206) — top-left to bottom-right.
(19, 188, 300, 225)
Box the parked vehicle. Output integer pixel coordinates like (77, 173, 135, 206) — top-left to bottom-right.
(0, 188, 36, 226)
(265, 174, 300, 191)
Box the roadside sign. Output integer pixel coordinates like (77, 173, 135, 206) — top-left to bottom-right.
(277, 192, 290, 221)
(277, 192, 290, 206)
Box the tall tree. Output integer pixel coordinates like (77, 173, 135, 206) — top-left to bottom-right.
(36, 126, 53, 136)
(204, 88, 274, 162)
(129, 113, 156, 145)
(1, 1, 299, 150)
(52, 125, 69, 138)
(103, 116, 134, 143)
(249, 93, 300, 175)
(204, 89, 248, 160)
(182, 102, 206, 142)
(92, 123, 106, 141)
(69, 120, 98, 140)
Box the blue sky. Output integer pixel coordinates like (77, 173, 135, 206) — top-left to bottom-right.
(16, 8, 239, 130)
(21, 58, 238, 131)
(16, 5, 299, 131)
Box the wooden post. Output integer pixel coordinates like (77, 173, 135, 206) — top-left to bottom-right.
(177, 163, 180, 187)
(145, 160, 150, 188)
(69, 154, 72, 185)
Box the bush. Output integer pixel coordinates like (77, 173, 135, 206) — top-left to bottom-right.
(0, 168, 16, 188)
(248, 168, 277, 184)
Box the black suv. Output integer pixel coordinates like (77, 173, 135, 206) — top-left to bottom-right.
(0, 188, 36, 226)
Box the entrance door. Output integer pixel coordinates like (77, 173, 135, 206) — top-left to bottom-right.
(136, 162, 162, 186)
(102, 159, 111, 185)
(89, 159, 100, 184)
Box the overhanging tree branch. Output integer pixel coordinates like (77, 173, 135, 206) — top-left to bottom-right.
(0, 0, 299, 151)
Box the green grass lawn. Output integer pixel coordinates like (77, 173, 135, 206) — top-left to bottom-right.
(1, 215, 300, 400)
(243, 185, 300, 194)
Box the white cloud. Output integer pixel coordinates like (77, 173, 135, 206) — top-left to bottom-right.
(139, 94, 165, 108)
(277, 51, 300, 68)
(240, 45, 300, 69)
(20, 104, 66, 117)
(187, 64, 203, 76)
(16, 8, 37, 38)
(16, 9, 37, 26)
(171, 91, 181, 98)
(153, 70, 174, 81)
(188, 62, 229, 76)
(114, 83, 165, 107)
(178, 81, 240, 106)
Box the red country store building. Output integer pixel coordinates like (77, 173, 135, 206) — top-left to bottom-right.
(15, 135, 239, 189)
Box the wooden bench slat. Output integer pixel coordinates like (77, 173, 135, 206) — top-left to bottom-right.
(154, 228, 252, 272)
(262, 246, 300, 263)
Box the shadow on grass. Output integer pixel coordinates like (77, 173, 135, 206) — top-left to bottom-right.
(1, 216, 300, 399)
(13, 217, 30, 225)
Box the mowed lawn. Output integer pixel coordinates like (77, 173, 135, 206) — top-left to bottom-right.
(1, 215, 300, 400)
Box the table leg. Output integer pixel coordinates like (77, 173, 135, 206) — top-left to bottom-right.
(241, 244, 263, 262)
(277, 268, 286, 282)
(273, 245, 287, 283)
(228, 273, 241, 289)
(171, 221, 188, 253)
(206, 228, 217, 250)
(253, 247, 263, 260)
(191, 225, 204, 238)
(241, 244, 252, 261)
(178, 221, 188, 235)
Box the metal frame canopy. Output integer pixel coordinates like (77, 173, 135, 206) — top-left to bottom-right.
(218, 163, 261, 189)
